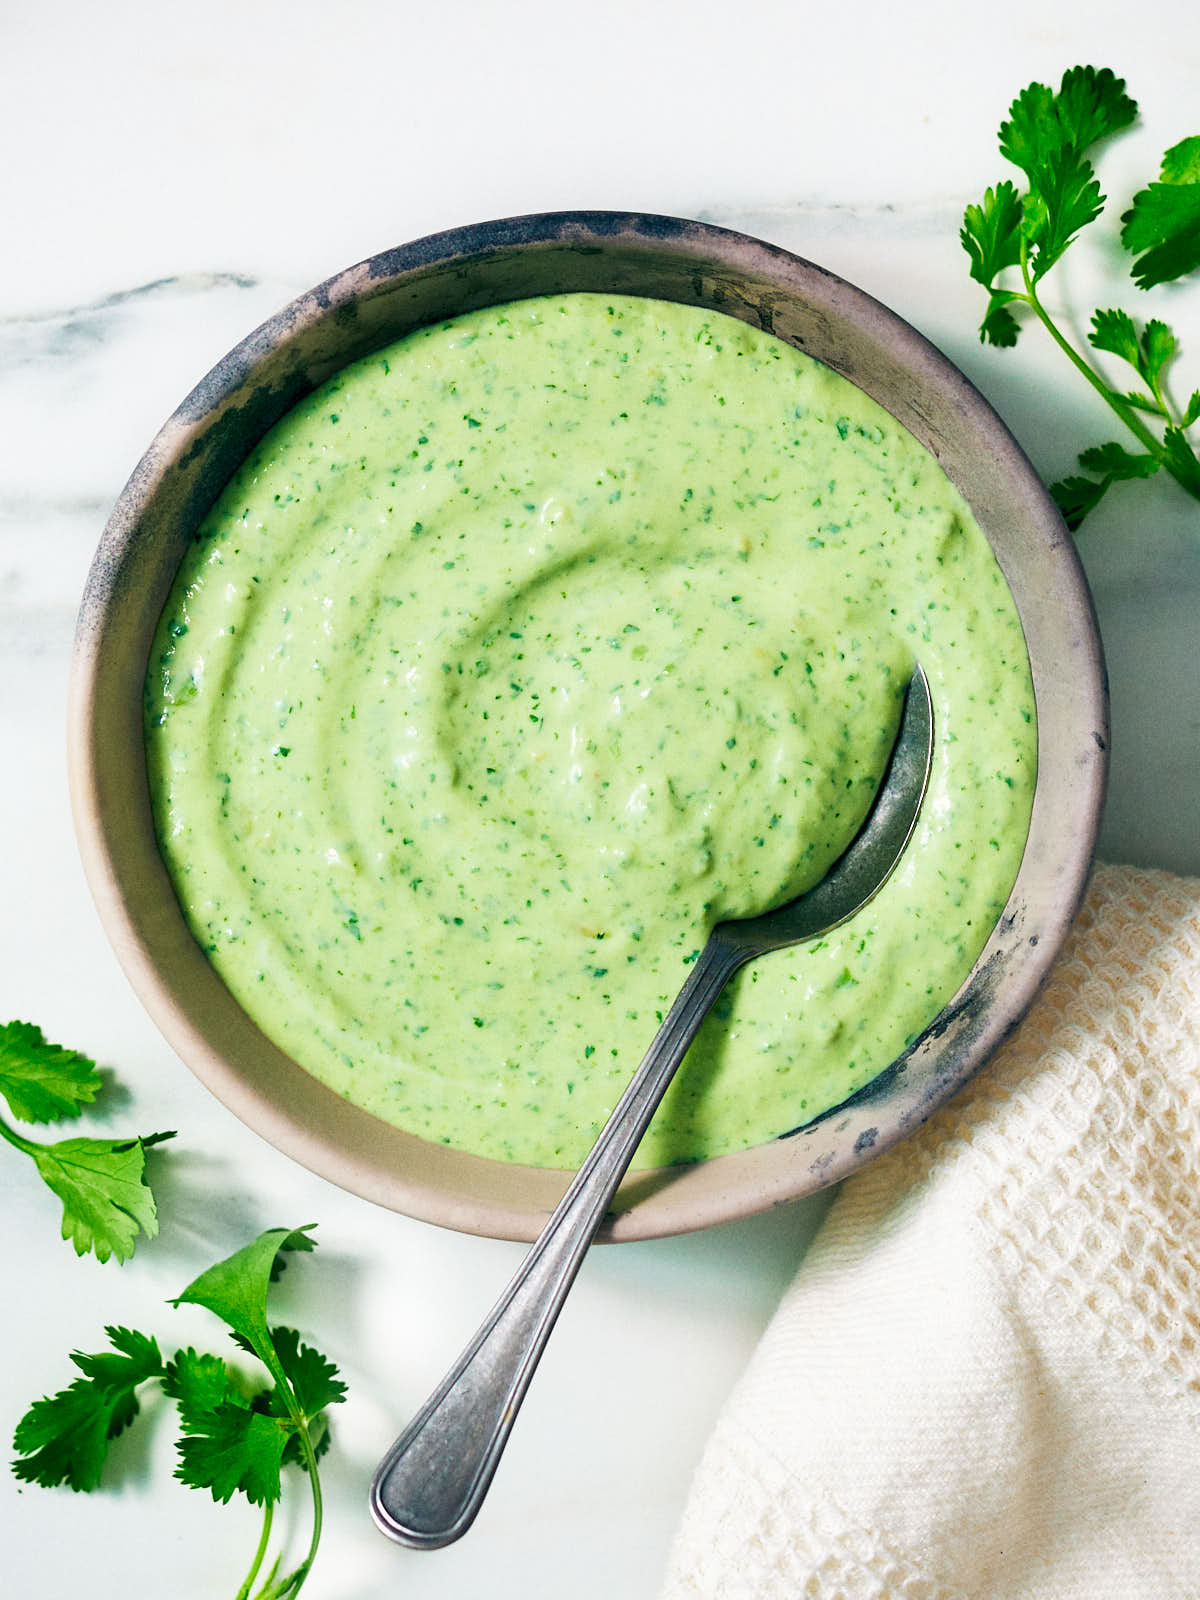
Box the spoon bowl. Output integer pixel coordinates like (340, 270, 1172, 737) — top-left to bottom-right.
(370, 664, 933, 1549)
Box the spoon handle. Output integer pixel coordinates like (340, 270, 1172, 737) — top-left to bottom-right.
(369, 935, 745, 1549)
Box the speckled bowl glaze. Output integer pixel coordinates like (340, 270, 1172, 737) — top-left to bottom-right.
(69, 212, 1107, 1243)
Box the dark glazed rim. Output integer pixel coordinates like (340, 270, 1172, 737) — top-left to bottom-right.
(68, 211, 1108, 1242)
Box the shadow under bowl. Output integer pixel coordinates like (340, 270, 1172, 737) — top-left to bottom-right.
(68, 211, 1107, 1243)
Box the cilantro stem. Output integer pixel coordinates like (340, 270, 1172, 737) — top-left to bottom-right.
(236, 1502, 274, 1600)
(251, 1418, 324, 1599)
(1146, 365, 1176, 425)
(0, 1113, 38, 1156)
(285, 1421, 325, 1596)
(1018, 241, 1166, 457)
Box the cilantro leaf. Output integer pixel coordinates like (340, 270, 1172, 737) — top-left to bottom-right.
(0, 1020, 102, 1123)
(11, 1327, 164, 1491)
(268, 1326, 347, 1420)
(1077, 442, 1161, 480)
(1090, 310, 1179, 402)
(1049, 474, 1112, 531)
(997, 68, 1136, 282)
(961, 182, 1024, 287)
(1050, 442, 1160, 532)
(162, 1346, 248, 1429)
(1122, 136, 1200, 289)
(981, 290, 1021, 348)
(177, 1400, 288, 1506)
(1088, 307, 1141, 368)
(1021, 148, 1105, 279)
(266, 1327, 346, 1469)
(1141, 320, 1178, 388)
(1162, 138, 1200, 183)
(165, 1349, 288, 1506)
(1162, 427, 1200, 494)
(960, 184, 1027, 344)
(1120, 389, 1167, 414)
(31, 1130, 174, 1264)
(1000, 67, 1136, 178)
(172, 1226, 317, 1379)
(997, 79, 1059, 180)
(1049, 65, 1138, 154)
(1183, 391, 1200, 428)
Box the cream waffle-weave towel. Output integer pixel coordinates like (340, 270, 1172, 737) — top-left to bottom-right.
(662, 862, 1200, 1600)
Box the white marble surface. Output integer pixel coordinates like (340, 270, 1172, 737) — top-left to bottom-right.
(2, 4, 1198, 1596)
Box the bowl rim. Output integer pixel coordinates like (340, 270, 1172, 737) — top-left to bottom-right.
(68, 209, 1108, 1242)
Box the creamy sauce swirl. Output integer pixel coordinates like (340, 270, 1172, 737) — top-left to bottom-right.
(146, 294, 1036, 1168)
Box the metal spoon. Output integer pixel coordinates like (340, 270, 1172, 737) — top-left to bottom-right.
(370, 663, 933, 1550)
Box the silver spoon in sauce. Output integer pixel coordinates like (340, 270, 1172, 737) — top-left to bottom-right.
(370, 663, 933, 1551)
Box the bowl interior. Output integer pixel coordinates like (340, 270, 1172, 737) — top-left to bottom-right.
(69, 212, 1107, 1242)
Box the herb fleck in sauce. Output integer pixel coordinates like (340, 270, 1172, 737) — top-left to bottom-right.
(145, 294, 1036, 1169)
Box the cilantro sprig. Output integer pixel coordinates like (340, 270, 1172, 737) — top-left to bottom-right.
(12, 1227, 345, 1600)
(0, 1020, 172, 1262)
(961, 66, 1200, 528)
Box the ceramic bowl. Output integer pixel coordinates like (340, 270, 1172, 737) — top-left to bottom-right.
(69, 212, 1107, 1242)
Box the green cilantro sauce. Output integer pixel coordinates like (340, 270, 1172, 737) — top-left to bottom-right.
(145, 293, 1035, 1169)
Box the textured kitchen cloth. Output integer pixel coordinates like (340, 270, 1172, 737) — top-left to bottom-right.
(662, 862, 1200, 1600)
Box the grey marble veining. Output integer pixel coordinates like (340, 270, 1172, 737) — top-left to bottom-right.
(0, 272, 302, 637)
